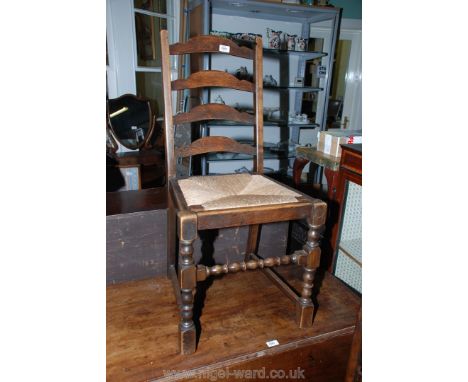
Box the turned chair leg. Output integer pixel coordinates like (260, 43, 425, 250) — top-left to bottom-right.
(244, 224, 261, 261)
(177, 211, 198, 355)
(296, 204, 326, 328)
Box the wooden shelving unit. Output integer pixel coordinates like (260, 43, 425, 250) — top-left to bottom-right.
(187, 0, 341, 176)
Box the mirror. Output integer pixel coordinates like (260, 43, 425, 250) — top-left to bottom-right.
(106, 124, 119, 154)
(106, 94, 156, 150)
(327, 39, 351, 129)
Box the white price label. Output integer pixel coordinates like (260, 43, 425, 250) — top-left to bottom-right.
(266, 339, 279, 348)
(219, 44, 230, 53)
(317, 65, 327, 78)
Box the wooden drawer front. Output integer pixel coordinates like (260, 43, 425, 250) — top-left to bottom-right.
(340, 148, 362, 175)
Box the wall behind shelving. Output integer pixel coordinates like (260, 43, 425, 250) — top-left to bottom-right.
(330, 0, 361, 19)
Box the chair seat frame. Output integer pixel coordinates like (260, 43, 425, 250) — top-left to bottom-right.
(167, 175, 326, 354)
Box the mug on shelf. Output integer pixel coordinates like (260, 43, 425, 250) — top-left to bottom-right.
(285, 33, 297, 50)
(295, 37, 307, 51)
(266, 28, 282, 49)
(210, 30, 231, 39)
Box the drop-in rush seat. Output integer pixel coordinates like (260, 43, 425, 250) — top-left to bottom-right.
(160, 30, 327, 355)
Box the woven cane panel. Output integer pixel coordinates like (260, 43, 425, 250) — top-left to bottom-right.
(335, 180, 361, 293)
(340, 182, 362, 241)
(335, 248, 362, 293)
(178, 174, 301, 210)
(339, 239, 362, 264)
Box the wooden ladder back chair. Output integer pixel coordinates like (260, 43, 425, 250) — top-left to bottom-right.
(160, 29, 327, 355)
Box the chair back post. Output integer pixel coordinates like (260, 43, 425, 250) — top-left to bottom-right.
(160, 29, 177, 180)
(253, 36, 264, 174)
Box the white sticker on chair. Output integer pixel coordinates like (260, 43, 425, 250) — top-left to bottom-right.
(266, 339, 279, 348)
(219, 44, 230, 53)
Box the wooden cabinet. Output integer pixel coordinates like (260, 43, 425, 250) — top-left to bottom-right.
(330, 144, 362, 292)
(106, 149, 165, 191)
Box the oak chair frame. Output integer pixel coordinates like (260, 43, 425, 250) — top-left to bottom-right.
(160, 30, 327, 355)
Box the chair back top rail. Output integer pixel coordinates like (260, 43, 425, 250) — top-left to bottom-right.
(169, 35, 254, 59)
(176, 136, 256, 159)
(172, 70, 255, 92)
(173, 104, 255, 125)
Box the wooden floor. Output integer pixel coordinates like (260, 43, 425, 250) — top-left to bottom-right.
(107, 265, 361, 381)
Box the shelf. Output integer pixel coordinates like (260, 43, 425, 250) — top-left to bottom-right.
(264, 86, 323, 91)
(286, 123, 319, 128)
(224, 36, 328, 59)
(205, 120, 319, 128)
(338, 238, 362, 266)
(206, 151, 294, 162)
(295, 146, 341, 171)
(263, 48, 327, 59)
(268, 120, 319, 128)
(211, 0, 340, 24)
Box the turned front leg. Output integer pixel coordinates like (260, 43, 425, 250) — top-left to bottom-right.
(296, 202, 327, 328)
(177, 211, 198, 355)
